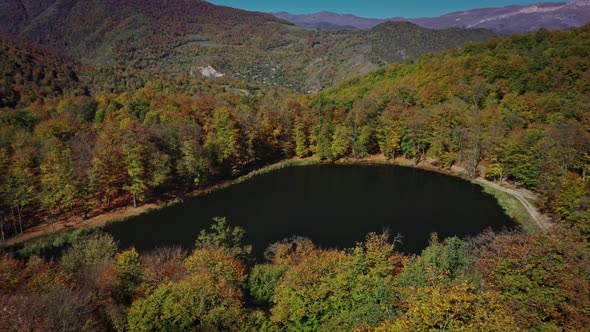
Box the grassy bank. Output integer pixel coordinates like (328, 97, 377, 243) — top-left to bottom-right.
(11, 228, 94, 259)
(338, 155, 544, 233)
(12, 215, 139, 259)
(477, 182, 540, 234)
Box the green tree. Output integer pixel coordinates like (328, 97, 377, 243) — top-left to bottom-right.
(293, 121, 310, 158)
(248, 264, 287, 306)
(204, 108, 241, 176)
(118, 117, 154, 209)
(548, 173, 586, 220)
(352, 125, 374, 159)
(115, 248, 142, 305)
(127, 273, 245, 332)
(271, 233, 403, 331)
(396, 235, 470, 287)
(503, 130, 543, 188)
(128, 99, 150, 122)
(315, 121, 333, 161)
(401, 108, 432, 164)
(122, 145, 147, 209)
(61, 232, 118, 272)
(90, 119, 126, 208)
(184, 247, 247, 285)
(330, 124, 351, 160)
(377, 110, 403, 159)
(458, 108, 484, 177)
(147, 151, 170, 189)
(178, 138, 207, 186)
(195, 217, 252, 259)
(39, 138, 79, 214)
(5, 137, 37, 235)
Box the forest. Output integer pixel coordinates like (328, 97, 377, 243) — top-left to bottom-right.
(0, 15, 589, 332)
(1, 218, 589, 331)
(0, 0, 495, 92)
(1, 25, 589, 240)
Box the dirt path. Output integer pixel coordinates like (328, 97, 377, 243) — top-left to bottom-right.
(475, 178, 552, 230)
(4, 156, 551, 246)
(4, 157, 318, 246)
(5, 203, 159, 246)
(342, 154, 553, 230)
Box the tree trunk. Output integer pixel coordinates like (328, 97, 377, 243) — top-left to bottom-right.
(351, 123, 358, 159)
(10, 206, 17, 236)
(16, 205, 23, 234)
(469, 148, 480, 178)
(0, 216, 5, 243)
(133, 193, 137, 209)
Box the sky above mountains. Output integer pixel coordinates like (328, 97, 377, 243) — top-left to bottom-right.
(208, 0, 567, 18)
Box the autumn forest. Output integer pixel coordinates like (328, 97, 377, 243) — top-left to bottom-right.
(1, 0, 590, 330)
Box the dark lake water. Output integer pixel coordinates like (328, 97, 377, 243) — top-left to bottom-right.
(104, 165, 514, 258)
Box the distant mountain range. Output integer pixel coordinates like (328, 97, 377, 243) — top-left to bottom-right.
(273, 0, 590, 34)
(0, 0, 495, 92)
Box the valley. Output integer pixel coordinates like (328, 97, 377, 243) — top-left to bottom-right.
(0, 0, 496, 91)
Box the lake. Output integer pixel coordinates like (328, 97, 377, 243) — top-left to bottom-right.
(104, 164, 515, 258)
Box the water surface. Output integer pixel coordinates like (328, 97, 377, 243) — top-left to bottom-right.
(105, 165, 514, 257)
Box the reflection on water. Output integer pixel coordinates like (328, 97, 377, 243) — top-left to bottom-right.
(104, 165, 514, 258)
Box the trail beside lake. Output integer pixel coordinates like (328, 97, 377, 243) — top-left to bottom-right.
(5, 204, 159, 246)
(342, 155, 552, 231)
(4, 156, 552, 246)
(475, 178, 552, 230)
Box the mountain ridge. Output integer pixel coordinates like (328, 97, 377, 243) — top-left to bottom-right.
(0, 0, 496, 92)
(273, 0, 590, 34)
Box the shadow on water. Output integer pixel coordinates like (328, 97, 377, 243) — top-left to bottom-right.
(104, 164, 515, 259)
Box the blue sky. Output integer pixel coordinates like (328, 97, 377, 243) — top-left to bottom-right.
(208, 0, 568, 18)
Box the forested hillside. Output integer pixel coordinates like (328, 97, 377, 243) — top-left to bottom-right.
(0, 10, 589, 331)
(0, 0, 495, 92)
(0, 33, 85, 107)
(308, 25, 590, 231)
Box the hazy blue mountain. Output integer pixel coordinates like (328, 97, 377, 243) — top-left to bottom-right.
(273, 0, 590, 34)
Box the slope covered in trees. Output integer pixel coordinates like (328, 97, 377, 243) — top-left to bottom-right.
(0, 84, 304, 240)
(0, 33, 85, 108)
(0, 0, 495, 92)
(307, 25, 590, 231)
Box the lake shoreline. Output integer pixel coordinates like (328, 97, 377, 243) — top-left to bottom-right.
(4, 154, 549, 251)
(4, 158, 320, 248)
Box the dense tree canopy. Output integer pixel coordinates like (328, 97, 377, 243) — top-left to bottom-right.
(0, 17, 589, 332)
(0, 34, 85, 108)
(1, 222, 588, 331)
